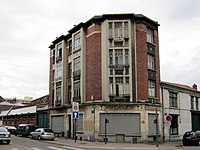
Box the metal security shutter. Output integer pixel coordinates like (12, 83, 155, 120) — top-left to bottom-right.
(76, 114, 83, 131)
(51, 115, 64, 131)
(100, 113, 140, 135)
(148, 113, 157, 135)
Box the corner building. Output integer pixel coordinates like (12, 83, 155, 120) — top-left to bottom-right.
(48, 13, 161, 143)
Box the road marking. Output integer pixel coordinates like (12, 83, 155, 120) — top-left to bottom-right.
(11, 148, 19, 150)
(31, 148, 44, 150)
(79, 145, 116, 149)
(47, 146, 66, 150)
(62, 146, 86, 150)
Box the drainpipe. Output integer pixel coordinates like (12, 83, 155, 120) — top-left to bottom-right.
(161, 85, 165, 142)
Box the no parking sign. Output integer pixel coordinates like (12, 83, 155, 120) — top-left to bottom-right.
(72, 102, 79, 112)
(166, 115, 172, 121)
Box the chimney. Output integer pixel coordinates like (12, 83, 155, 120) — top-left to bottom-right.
(192, 84, 197, 90)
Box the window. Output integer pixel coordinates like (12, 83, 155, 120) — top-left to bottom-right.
(147, 28, 154, 43)
(124, 22, 128, 38)
(74, 81, 80, 101)
(196, 97, 199, 110)
(115, 49, 123, 67)
(69, 40, 72, 53)
(68, 63, 72, 77)
(109, 50, 113, 65)
(170, 115, 178, 135)
(148, 80, 155, 97)
(148, 54, 155, 70)
(191, 96, 194, 110)
(109, 77, 114, 95)
(68, 85, 71, 101)
(56, 44, 62, 60)
(125, 49, 129, 65)
(116, 77, 124, 97)
(108, 22, 113, 39)
(56, 86, 61, 105)
(55, 65, 62, 81)
(74, 57, 80, 72)
(169, 92, 178, 107)
(74, 32, 81, 50)
(125, 77, 130, 95)
(114, 22, 123, 39)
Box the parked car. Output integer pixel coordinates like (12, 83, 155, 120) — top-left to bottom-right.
(5, 126, 17, 135)
(30, 128, 55, 141)
(0, 126, 11, 144)
(182, 131, 200, 146)
(16, 124, 36, 137)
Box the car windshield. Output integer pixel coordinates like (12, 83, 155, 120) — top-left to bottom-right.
(44, 129, 54, 133)
(0, 127, 8, 132)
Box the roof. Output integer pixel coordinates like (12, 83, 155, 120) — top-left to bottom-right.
(161, 81, 200, 93)
(0, 101, 24, 106)
(0, 105, 36, 117)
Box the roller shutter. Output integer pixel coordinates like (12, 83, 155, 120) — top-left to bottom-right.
(148, 113, 158, 135)
(76, 114, 83, 131)
(51, 115, 64, 131)
(100, 113, 140, 135)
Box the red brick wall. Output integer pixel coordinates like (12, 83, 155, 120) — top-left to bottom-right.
(154, 30, 160, 101)
(85, 24, 102, 101)
(136, 24, 148, 100)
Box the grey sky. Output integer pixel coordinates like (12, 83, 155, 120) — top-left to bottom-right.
(0, 0, 200, 99)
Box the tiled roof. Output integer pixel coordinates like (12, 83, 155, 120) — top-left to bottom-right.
(161, 81, 200, 92)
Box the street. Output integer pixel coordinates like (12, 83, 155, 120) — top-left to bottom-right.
(0, 135, 200, 150)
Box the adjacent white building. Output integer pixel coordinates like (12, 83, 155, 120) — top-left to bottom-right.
(160, 82, 200, 141)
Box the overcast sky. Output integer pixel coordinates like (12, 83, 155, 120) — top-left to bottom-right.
(0, 0, 200, 99)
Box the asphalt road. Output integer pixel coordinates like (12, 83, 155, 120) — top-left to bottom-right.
(0, 135, 200, 150)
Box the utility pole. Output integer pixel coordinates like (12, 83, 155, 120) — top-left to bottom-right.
(156, 108, 158, 147)
(105, 118, 109, 144)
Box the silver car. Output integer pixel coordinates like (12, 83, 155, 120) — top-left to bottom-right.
(30, 128, 55, 141)
(0, 126, 11, 144)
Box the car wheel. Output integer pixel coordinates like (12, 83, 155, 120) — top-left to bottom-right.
(6, 140, 10, 144)
(38, 136, 41, 141)
(31, 135, 33, 139)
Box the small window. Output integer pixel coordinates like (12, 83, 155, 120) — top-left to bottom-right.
(191, 96, 194, 110)
(148, 80, 155, 97)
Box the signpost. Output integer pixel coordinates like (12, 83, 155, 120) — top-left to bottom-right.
(72, 102, 79, 143)
(166, 115, 172, 142)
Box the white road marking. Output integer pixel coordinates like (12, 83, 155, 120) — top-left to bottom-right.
(47, 146, 66, 150)
(31, 148, 44, 150)
(62, 146, 86, 150)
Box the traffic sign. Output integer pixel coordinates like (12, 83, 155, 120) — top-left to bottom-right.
(72, 102, 79, 112)
(72, 112, 79, 119)
(166, 115, 172, 121)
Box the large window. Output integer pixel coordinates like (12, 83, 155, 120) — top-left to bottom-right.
(56, 86, 61, 105)
(125, 49, 129, 65)
(148, 80, 155, 97)
(114, 22, 123, 39)
(74, 32, 81, 50)
(74, 81, 80, 101)
(74, 57, 80, 72)
(115, 49, 123, 67)
(109, 77, 114, 95)
(196, 97, 199, 110)
(169, 92, 178, 107)
(116, 77, 124, 97)
(124, 22, 128, 38)
(170, 115, 178, 135)
(147, 28, 154, 43)
(55, 65, 62, 81)
(148, 54, 155, 70)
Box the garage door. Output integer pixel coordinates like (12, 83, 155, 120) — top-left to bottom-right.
(51, 115, 64, 131)
(100, 113, 140, 135)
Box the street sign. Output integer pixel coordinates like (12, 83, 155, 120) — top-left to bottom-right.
(166, 115, 172, 121)
(72, 102, 79, 112)
(72, 112, 79, 119)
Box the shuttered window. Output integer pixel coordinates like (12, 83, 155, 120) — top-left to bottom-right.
(100, 113, 140, 135)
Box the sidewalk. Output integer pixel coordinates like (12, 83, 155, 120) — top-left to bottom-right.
(44, 137, 183, 149)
